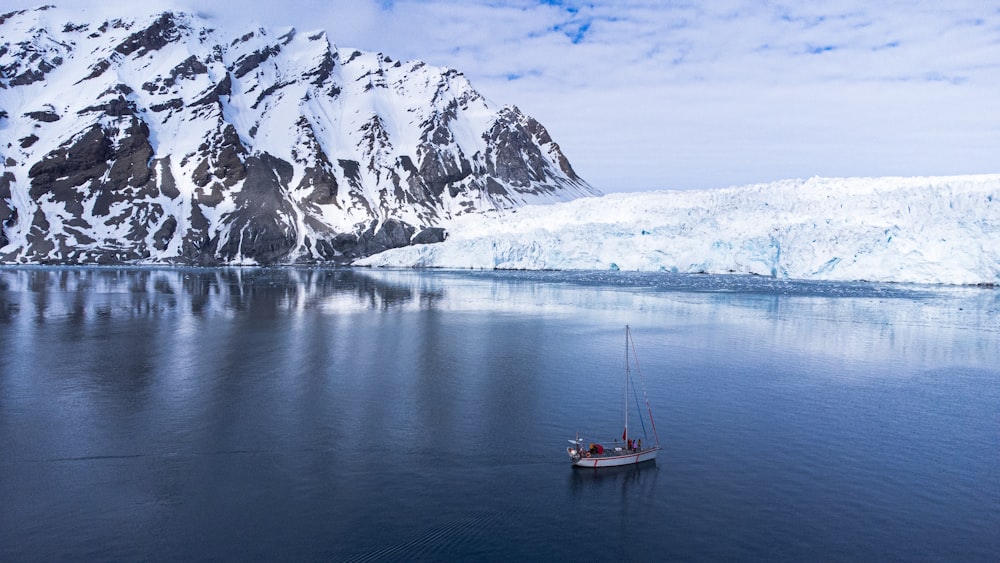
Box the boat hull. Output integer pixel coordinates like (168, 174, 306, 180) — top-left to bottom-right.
(570, 447, 658, 468)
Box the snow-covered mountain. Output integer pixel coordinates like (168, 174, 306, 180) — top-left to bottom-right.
(0, 6, 597, 265)
(357, 175, 1000, 286)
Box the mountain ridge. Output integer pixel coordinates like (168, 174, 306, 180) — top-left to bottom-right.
(0, 5, 598, 265)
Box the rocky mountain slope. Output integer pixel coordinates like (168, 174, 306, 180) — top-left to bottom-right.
(0, 5, 598, 265)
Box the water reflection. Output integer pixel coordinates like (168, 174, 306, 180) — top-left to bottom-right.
(2, 266, 996, 318)
(0, 267, 441, 321)
(1, 267, 997, 380)
(569, 461, 659, 492)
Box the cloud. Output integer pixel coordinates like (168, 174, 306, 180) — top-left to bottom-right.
(7, 0, 999, 191)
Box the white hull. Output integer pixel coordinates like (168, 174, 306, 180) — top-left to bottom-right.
(569, 446, 658, 468)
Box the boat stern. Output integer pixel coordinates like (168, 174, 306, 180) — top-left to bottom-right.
(566, 439, 583, 463)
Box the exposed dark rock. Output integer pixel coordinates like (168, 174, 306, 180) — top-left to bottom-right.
(79, 96, 137, 117)
(304, 45, 337, 87)
(114, 12, 182, 58)
(190, 73, 232, 106)
(214, 153, 298, 264)
(345, 50, 363, 64)
(0, 21, 66, 88)
(152, 216, 176, 251)
(0, 10, 29, 26)
(293, 118, 340, 206)
(413, 143, 472, 202)
(214, 125, 247, 186)
(484, 107, 549, 188)
(339, 159, 362, 186)
(24, 110, 60, 122)
(355, 218, 415, 256)
(0, 171, 15, 247)
(8, 59, 58, 86)
(412, 227, 447, 245)
(474, 107, 579, 199)
(101, 83, 134, 96)
(28, 124, 112, 216)
(150, 98, 183, 112)
(329, 232, 359, 259)
(299, 164, 339, 205)
(26, 208, 55, 259)
(105, 118, 154, 189)
(166, 54, 208, 85)
(79, 59, 111, 82)
(233, 44, 282, 79)
(157, 156, 181, 199)
(23, 115, 159, 261)
(485, 177, 507, 195)
(144, 54, 209, 94)
(191, 124, 247, 194)
(251, 80, 290, 109)
(179, 202, 214, 264)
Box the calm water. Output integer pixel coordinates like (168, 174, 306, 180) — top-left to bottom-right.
(1, 267, 997, 561)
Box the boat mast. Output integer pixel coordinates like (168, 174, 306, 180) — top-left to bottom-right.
(624, 325, 630, 445)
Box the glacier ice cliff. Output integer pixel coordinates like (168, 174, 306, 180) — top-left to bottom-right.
(357, 175, 1000, 286)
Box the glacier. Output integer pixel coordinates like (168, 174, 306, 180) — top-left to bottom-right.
(356, 175, 1000, 286)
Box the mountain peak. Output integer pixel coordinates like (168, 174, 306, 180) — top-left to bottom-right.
(0, 6, 598, 265)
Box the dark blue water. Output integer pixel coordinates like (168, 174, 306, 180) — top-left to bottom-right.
(1, 267, 997, 561)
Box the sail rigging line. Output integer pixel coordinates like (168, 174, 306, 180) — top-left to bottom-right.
(630, 376, 649, 440)
(628, 324, 660, 448)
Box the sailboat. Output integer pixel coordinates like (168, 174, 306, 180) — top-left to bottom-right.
(566, 325, 661, 468)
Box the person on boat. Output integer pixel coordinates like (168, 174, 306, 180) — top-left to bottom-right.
(637, 439, 642, 451)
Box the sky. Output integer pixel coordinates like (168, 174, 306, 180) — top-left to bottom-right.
(11, 1, 1000, 192)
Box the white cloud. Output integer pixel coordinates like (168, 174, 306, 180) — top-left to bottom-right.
(8, 0, 999, 191)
